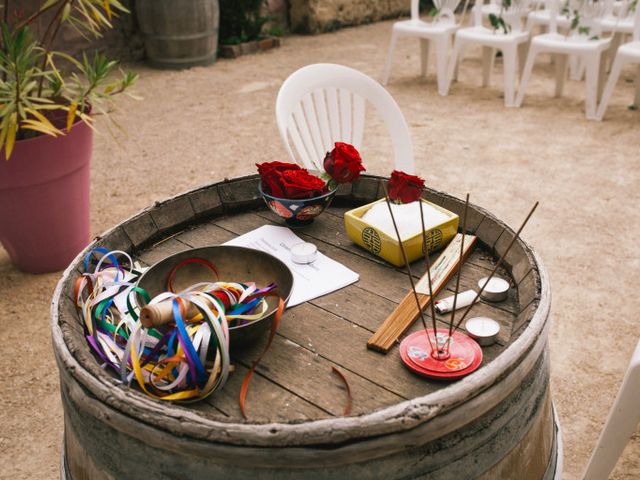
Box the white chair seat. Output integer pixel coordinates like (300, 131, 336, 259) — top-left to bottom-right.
(531, 33, 612, 53)
(618, 39, 640, 58)
(599, 15, 635, 34)
(394, 19, 458, 35)
(456, 25, 531, 45)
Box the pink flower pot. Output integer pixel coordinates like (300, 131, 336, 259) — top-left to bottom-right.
(0, 120, 92, 273)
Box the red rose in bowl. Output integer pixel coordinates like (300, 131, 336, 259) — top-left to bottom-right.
(324, 142, 365, 184)
(256, 161, 302, 198)
(387, 170, 425, 204)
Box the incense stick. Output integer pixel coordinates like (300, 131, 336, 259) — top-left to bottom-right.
(450, 201, 539, 338)
(418, 195, 439, 349)
(367, 234, 476, 353)
(383, 186, 435, 352)
(447, 194, 470, 347)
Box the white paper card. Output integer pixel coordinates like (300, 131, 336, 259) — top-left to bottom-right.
(224, 225, 359, 307)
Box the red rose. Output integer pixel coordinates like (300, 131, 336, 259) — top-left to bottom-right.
(279, 169, 327, 199)
(387, 170, 425, 204)
(324, 142, 366, 184)
(257, 161, 301, 198)
(257, 161, 327, 199)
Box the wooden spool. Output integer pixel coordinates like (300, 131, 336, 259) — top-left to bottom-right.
(135, 0, 219, 69)
(52, 174, 559, 479)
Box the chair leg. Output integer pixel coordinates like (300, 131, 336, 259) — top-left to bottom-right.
(555, 54, 568, 98)
(515, 45, 539, 107)
(596, 54, 625, 120)
(569, 55, 584, 81)
(482, 46, 494, 87)
(598, 50, 608, 103)
(584, 54, 601, 120)
(435, 36, 450, 96)
(518, 41, 529, 77)
(607, 32, 623, 72)
(503, 46, 518, 107)
(582, 341, 640, 480)
(445, 38, 463, 94)
(634, 64, 640, 107)
(420, 38, 430, 78)
(382, 30, 399, 85)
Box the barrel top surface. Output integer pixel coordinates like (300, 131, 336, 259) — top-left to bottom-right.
(52, 174, 549, 446)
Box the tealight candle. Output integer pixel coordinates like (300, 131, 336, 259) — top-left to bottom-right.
(465, 317, 501, 346)
(478, 276, 510, 302)
(290, 242, 318, 264)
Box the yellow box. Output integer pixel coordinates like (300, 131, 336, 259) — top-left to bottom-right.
(344, 199, 459, 267)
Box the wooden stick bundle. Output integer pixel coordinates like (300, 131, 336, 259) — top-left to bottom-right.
(367, 233, 477, 353)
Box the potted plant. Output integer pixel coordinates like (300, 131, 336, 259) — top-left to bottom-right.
(0, 0, 137, 273)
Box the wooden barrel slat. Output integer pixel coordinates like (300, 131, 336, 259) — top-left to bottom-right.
(135, 0, 219, 69)
(52, 174, 558, 479)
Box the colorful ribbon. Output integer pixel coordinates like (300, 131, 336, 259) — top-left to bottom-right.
(75, 249, 280, 405)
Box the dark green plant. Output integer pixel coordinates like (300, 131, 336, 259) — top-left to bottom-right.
(489, 0, 513, 34)
(219, 0, 268, 45)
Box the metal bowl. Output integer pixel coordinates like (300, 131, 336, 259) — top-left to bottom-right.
(136, 246, 294, 349)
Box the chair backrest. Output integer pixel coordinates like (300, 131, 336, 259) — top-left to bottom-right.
(411, 0, 461, 24)
(551, 0, 607, 35)
(275, 64, 415, 173)
(474, 0, 531, 30)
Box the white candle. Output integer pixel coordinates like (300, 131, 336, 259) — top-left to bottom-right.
(465, 316, 500, 346)
(478, 276, 510, 302)
(290, 242, 318, 264)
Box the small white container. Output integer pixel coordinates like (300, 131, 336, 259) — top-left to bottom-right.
(465, 317, 501, 346)
(478, 276, 510, 302)
(290, 242, 318, 264)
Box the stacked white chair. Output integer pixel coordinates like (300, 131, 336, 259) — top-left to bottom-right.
(582, 340, 640, 479)
(596, 2, 640, 119)
(445, 0, 532, 107)
(383, 0, 462, 96)
(516, 0, 612, 119)
(276, 63, 415, 173)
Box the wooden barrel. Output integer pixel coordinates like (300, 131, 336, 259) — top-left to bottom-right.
(135, 0, 219, 69)
(52, 174, 559, 479)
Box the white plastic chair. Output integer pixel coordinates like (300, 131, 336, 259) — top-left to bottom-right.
(382, 0, 462, 96)
(275, 64, 415, 173)
(596, 3, 640, 119)
(582, 339, 640, 479)
(445, 0, 532, 107)
(599, 0, 637, 37)
(599, 0, 638, 70)
(516, 0, 612, 119)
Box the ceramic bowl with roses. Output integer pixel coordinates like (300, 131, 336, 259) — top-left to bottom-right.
(257, 143, 366, 227)
(258, 180, 337, 227)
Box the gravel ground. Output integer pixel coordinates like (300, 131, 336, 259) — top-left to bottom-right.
(1, 19, 639, 479)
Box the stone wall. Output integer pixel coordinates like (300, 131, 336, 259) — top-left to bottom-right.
(12, 1, 412, 62)
(289, 0, 410, 34)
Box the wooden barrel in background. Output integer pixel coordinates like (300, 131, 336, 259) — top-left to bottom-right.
(135, 0, 219, 69)
(52, 174, 560, 479)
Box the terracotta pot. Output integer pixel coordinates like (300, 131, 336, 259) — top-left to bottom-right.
(0, 119, 92, 273)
